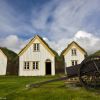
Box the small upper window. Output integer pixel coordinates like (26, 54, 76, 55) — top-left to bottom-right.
(33, 43, 40, 51)
(71, 49, 77, 56)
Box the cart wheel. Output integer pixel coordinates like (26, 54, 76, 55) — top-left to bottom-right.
(79, 56, 100, 89)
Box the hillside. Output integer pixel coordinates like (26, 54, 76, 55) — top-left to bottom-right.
(89, 50, 100, 57)
(93, 50, 100, 56)
(0, 47, 19, 75)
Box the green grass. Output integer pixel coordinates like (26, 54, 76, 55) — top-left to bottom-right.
(0, 76, 100, 100)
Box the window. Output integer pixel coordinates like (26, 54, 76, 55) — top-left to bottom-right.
(24, 62, 30, 70)
(71, 60, 78, 66)
(71, 49, 77, 56)
(72, 61, 74, 66)
(33, 61, 39, 70)
(75, 61, 77, 65)
(33, 43, 40, 51)
(33, 62, 35, 69)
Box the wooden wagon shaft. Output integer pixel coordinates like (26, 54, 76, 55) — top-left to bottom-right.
(29, 76, 68, 88)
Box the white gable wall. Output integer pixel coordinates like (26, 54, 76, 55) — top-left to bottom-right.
(19, 39, 55, 76)
(0, 50, 7, 75)
(64, 45, 85, 68)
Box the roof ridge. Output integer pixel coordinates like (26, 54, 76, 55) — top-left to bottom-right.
(18, 35, 58, 56)
(61, 41, 87, 55)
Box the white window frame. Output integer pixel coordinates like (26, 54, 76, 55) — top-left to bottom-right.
(32, 61, 39, 70)
(71, 48, 77, 56)
(24, 61, 30, 70)
(33, 43, 40, 52)
(71, 60, 78, 66)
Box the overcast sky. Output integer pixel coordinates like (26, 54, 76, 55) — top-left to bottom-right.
(0, 0, 100, 54)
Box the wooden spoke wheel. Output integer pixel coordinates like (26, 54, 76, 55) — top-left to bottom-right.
(79, 56, 100, 89)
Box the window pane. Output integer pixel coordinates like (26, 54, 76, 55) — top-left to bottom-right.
(71, 49, 74, 55)
(24, 62, 26, 67)
(24, 62, 30, 70)
(24, 62, 27, 69)
(36, 66, 38, 69)
(74, 49, 77, 55)
(33, 43, 40, 51)
(72, 49, 77, 56)
(27, 62, 29, 67)
(33, 61, 39, 69)
(36, 62, 38, 69)
(72, 61, 74, 66)
(71, 60, 78, 66)
(24, 66, 26, 69)
(33, 44, 36, 51)
(33, 62, 35, 66)
(37, 44, 39, 51)
(33, 62, 35, 69)
(75, 61, 77, 65)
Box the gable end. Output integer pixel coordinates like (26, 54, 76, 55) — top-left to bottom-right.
(18, 35, 56, 57)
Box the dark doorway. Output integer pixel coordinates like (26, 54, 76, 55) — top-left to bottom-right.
(46, 62, 51, 75)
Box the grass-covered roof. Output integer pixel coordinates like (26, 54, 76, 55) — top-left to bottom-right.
(0, 47, 18, 75)
(89, 50, 100, 57)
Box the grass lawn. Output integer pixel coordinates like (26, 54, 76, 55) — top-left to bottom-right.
(0, 75, 100, 100)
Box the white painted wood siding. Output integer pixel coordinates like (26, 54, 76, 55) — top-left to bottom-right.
(64, 45, 85, 68)
(19, 39, 55, 76)
(0, 50, 7, 75)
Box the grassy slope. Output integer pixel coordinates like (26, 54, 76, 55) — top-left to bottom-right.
(0, 76, 100, 100)
(89, 50, 100, 57)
